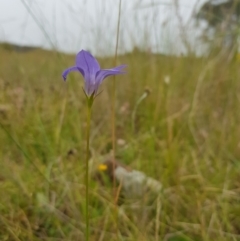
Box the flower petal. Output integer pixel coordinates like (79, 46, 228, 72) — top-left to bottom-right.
(109, 64, 127, 71)
(62, 66, 79, 81)
(96, 65, 126, 84)
(75, 50, 100, 83)
(84, 83, 99, 96)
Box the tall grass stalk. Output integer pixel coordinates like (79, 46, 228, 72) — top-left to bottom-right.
(111, 0, 122, 238)
(111, 0, 122, 170)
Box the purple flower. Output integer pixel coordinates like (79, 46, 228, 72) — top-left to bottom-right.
(62, 50, 126, 96)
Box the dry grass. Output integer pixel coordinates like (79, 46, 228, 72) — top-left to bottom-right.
(0, 46, 240, 241)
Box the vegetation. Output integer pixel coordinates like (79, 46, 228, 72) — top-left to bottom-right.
(195, 0, 240, 59)
(0, 45, 240, 241)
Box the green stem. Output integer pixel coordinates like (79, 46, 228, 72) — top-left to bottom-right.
(85, 102, 92, 241)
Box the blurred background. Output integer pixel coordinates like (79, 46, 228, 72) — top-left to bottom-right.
(1, 0, 240, 240)
(0, 0, 215, 56)
(1, 0, 239, 58)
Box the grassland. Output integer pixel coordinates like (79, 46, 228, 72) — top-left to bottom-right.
(0, 45, 240, 241)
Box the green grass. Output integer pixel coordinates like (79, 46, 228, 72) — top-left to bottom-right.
(0, 46, 240, 241)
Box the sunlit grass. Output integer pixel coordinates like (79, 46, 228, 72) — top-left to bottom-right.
(0, 46, 240, 241)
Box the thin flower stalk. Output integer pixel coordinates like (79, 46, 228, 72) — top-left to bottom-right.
(62, 49, 126, 241)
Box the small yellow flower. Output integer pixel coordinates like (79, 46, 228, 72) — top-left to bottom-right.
(98, 164, 107, 171)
